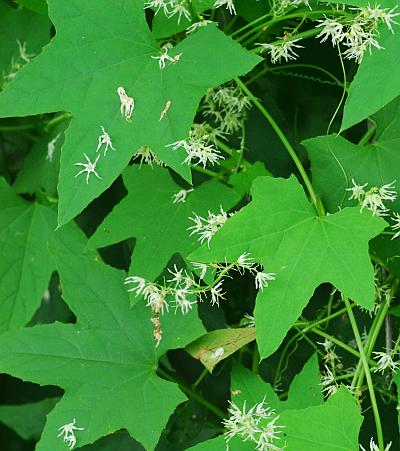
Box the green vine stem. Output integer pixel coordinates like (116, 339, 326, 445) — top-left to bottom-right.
(344, 296, 384, 451)
(235, 77, 325, 216)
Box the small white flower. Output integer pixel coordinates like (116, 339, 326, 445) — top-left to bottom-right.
(236, 252, 256, 272)
(361, 188, 388, 216)
(152, 43, 181, 70)
(379, 180, 397, 201)
(159, 100, 172, 121)
(320, 366, 339, 397)
(169, 1, 191, 23)
(186, 19, 213, 35)
(210, 347, 224, 359)
(255, 272, 276, 291)
(143, 284, 169, 315)
(317, 339, 339, 363)
(144, 0, 171, 15)
(360, 437, 392, 451)
(223, 398, 285, 450)
(96, 126, 116, 156)
(346, 179, 367, 201)
(359, 5, 399, 32)
(17, 40, 34, 63)
(57, 419, 84, 450)
(214, 0, 236, 15)
(74, 153, 102, 184)
(46, 133, 61, 162)
(167, 265, 184, 285)
(134, 146, 164, 167)
(125, 276, 147, 295)
(175, 289, 197, 314)
(391, 212, 400, 239)
(172, 188, 194, 204)
(372, 351, 400, 374)
(316, 18, 345, 45)
(210, 281, 226, 306)
(257, 38, 304, 64)
(188, 207, 229, 246)
(117, 87, 135, 121)
(191, 261, 208, 280)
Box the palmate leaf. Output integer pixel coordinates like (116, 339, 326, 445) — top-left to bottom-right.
(190, 176, 385, 358)
(191, 355, 362, 450)
(89, 165, 239, 281)
(0, 178, 87, 333)
(0, 250, 205, 450)
(0, 0, 260, 227)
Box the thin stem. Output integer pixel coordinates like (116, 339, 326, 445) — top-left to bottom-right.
(157, 367, 225, 419)
(344, 296, 384, 451)
(192, 368, 208, 390)
(358, 120, 377, 146)
(191, 164, 221, 178)
(235, 77, 324, 216)
(252, 343, 260, 373)
(44, 112, 72, 132)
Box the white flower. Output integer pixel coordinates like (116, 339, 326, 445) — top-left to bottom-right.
(17, 39, 34, 63)
(214, 0, 236, 15)
(125, 276, 147, 295)
(174, 288, 196, 314)
(257, 38, 304, 64)
(144, 0, 171, 15)
(210, 281, 226, 306)
(46, 132, 61, 162)
(255, 272, 276, 291)
(346, 179, 367, 201)
(360, 437, 392, 451)
(236, 252, 256, 272)
(243, 313, 255, 327)
(186, 19, 213, 35)
(359, 5, 399, 32)
(172, 188, 194, 204)
(379, 180, 397, 201)
(223, 399, 285, 450)
(74, 153, 102, 184)
(361, 187, 389, 216)
(134, 146, 164, 167)
(167, 265, 184, 285)
(117, 86, 135, 121)
(316, 18, 345, 45)
(317, 339, 339, 363)
(391, 212, 400, 239)
(169, 1, 191, 23)
(191, 261, 208, 279)
(320, 366, 339, 397)
(57, 419, 84, 450)
(143, 284, 169, 315)
(96, 126, 116, 156)
(372, 351, 400, 374)
(152, 43, 181, 70)
(188, 207, 229, 246)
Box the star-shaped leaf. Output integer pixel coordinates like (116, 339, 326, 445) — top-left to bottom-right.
(190, 176, 385, 358)
(0, 250, 205, 450)
(0, 0, 260, 227)
(0, 178, 87, 333)
(89, 165, 239, 281)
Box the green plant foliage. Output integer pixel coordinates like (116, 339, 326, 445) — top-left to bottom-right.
(190, 176, 385, 358)
(89, 165, 239, 281)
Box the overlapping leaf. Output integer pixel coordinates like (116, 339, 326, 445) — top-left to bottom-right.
(190, 176, 385, 358)
(89, 165, 239, 281)
(0, 178, 87, 333)
(0, 0, 260, 226)
(0, 249, 205, 450)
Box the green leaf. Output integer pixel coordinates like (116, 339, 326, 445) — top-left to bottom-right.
(14, 122, 69, 197)
(280, 387, 362, 450)
(0, 398, 58, 441)
(0, 179, 87, 333)
(0, 2, 51, 87)
(0, 251, 205, 450)
(303, 124, 400, 214)
(89, 165, 239, 281)
(229, 162, 271, 198)
(394, 371, 400, 433)
(0, 0, 261, 226)
(342, 26, 400, 130)
(186, 327, 256, 372)
(190, 176, 385, 358)
(15, 0, 49, 15)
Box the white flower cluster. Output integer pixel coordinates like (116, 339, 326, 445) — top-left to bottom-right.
(318, 338, 340, 365)
(272, 0, 310, 17)
(3, 40, 35, 87)
(372, 350, 400, 374)
(202, 83, 252, 135)
(223, 398, 286, 451)
(320, 366, 339, 397)
(214, 0, 236, 15)
(257, 37, 304, 64)
(133, 146, 165, 167)
(360, 438, 392, 451)
(145, 0, 191, 24)
(188, 206, 230, 246)
(167, 128, 224, 168)
(346, 179, 397, 216)
(316, 5, 399, 63)
(151, 43, 182, 70)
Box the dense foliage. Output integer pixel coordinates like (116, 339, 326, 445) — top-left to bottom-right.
(0, 0, 399, 450)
